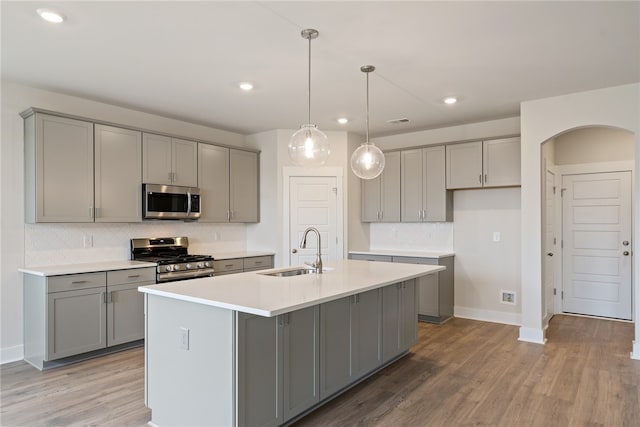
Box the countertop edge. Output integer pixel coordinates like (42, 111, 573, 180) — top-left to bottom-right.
(349, 250, 455, 258)
(19, 261, 158, 277)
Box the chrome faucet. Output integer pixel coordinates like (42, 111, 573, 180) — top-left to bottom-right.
(300, 227, 323, 273)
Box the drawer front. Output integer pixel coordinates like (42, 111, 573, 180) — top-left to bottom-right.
(243, 256, 273, 270)
(214, 258, 244, 273)
(392, 256, 438, 265)
(107, 267, 156, 285)
(349, 254, 393, 262)
(48, 272, 106, 293)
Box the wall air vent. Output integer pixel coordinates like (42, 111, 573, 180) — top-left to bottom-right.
(387, 118, 409, 124)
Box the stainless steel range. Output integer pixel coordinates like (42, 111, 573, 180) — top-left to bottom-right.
(131, 236, 214, 282)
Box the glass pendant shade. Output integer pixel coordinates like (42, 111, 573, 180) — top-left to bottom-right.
(351, 143, 385, 179)
(289, 124, 330, 166)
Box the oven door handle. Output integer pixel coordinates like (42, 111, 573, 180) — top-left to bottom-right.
(186, 191, 192, 216)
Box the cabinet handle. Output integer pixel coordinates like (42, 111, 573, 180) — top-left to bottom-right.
(95, 207, 100, 218)
(71, 280, 88, 284)
(127, 274, 141, 278)
(422, 209, 426, 221)
(103, 292, 107, 303)
(107, 292, 113, 303)
(418, 210, 422, 220)
(88, 207, 93, 218)
(479, 174, 482, 184)
(229, 210, 234, 220)
(484, 174, 488, 184)
(254, 261, 263, 265)
(380, 211, 383, 220)
(356, 294, 360, 304)
(225, 264, 235, 268)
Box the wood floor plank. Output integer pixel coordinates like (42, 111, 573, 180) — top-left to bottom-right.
(1, 315, 637, 427)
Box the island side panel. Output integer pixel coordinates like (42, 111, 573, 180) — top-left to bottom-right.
(145, 294, 235, 426)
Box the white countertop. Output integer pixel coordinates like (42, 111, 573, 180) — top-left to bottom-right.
(139, 259, 444, 317)
(19, 260, 157, 277)
(349, 250, 455, 259)
(212, 251, 275, 260)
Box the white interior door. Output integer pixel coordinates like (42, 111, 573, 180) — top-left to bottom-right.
(562, 171, 632, 320)
(289, 176, 338, 267)
(544, 168, 556, 323)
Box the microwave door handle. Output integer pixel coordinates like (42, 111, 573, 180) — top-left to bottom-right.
(187, 191, 192, 216)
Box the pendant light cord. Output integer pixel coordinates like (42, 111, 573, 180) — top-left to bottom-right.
(365, 70, 370, 144)
(307, 34, 312, 125)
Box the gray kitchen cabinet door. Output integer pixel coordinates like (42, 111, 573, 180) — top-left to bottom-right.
(28, 113, 94, 223)
(142, 133, 173, 185)
(106, 282, 144, 346)
(352, 288, 382, 377)
(229, 149, 259, 223)
(94, 125, 142, 222)
(319, 296, 352, 399)
(399, 280, 418, 350)
(361, 173, 382, 222)
(171, 138, 198, 187)
(381, 283, 401, 362)
(446, 141, 483, 189)
(483, 137, 521, 187)
(380, 151, 401, 222)
(423, 146, 452, 222)
(237, 313, 283, 427)
(418, 274, 439, 317)
(282, 306, 320, 422)
(363, 151, 400, 222)
(400, 148, 423, 222)
(198, 143, 230, 222)
(47, 287, 107, 360)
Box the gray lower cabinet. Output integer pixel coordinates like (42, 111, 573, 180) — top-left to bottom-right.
(214, 255, 274, 276)
(319, 288, 382, 399)
(382, 280, 417, 362)
(349, 253, 454, 323)
(24, 267, 154, 370)
(237, 306, 319, 426)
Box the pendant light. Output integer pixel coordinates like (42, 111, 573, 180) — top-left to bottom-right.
(288, 29, 330, 166)
(351, 65, 385, 179)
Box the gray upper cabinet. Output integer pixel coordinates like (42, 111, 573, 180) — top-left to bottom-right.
(446, 138, 520, 189)
(401, 146, 452, 222)
(198, 145, 259, 223)
(361, 151, 400, 222)
(198, 143, 230, 222)
(25, 113, 94, 223)
(483, 137, 521, 187)
(143, 133, 197, 187)
(229, 149, 259, 223)
(94, 125, 142, 222)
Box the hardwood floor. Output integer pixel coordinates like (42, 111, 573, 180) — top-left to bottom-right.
(1, 315, 638, 426)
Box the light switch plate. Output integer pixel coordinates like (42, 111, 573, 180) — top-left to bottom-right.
(179, 327, 190, 350)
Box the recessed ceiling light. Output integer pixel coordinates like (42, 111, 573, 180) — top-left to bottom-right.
(239, 82, 254, 91)
(36, 8, 65, 23)
(337, 118, 349, 125)
(443, 97, 457, 105)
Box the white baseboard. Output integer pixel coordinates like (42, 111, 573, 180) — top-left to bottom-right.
(518, 326, 547, 344)
(632, 341, 640, 360)
(1, 344, 24, 365)
(454, 305, 521, 326)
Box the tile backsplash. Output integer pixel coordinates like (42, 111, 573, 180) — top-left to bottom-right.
(369, 222, 453, 252)
(25, 222, 246, 266)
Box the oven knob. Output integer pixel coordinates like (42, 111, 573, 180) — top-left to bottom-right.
(205, 261, 212, 268)
(186, 263, 192, 270)
(173, 264, 181, 271)
(197, 262, 204, 269)
(165, 265, 173, 272)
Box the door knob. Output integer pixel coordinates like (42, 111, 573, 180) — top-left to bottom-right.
(623, 251, 630, 256)
(291, 248, 298, 254)
(623, 240, 630, 246)
(547, 252, 554, 257)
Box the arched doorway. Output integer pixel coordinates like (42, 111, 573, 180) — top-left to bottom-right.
(540, 126, 635, 328)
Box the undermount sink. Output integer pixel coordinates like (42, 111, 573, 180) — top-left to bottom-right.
(259, 267, 316, 277)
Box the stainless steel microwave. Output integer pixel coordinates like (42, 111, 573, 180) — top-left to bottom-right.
(143, 184, 201, 220)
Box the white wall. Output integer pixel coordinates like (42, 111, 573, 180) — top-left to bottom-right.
(0, 81, 248, 363)
(369, 117, 522, 324)
(554, 126, 635, 165)
(519, 83, 640, 351)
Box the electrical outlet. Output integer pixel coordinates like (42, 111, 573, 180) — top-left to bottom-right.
(493, 232, 501, 242)
(83, 235, 93, 248)
(500, 290, 516, 305)
(179, 327, 190, 350)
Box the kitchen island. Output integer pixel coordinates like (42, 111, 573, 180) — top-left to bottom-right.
(139, 259, 444, 427)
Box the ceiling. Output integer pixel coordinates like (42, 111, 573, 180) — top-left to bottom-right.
(2, 1, 639, 138)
